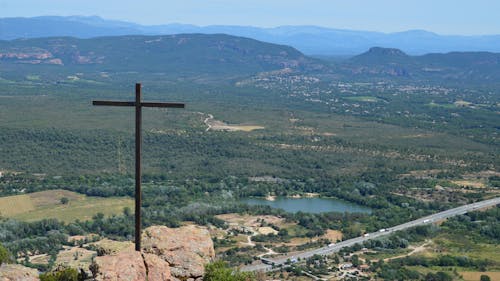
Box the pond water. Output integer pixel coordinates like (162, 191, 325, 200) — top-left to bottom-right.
(241, 197, 372, 214)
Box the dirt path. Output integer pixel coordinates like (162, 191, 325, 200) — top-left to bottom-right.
(241, 230, 276, 257)
(245, 233, 255, 247)
(383, 241, 430, 262)
(257, 244, 276, 258)
(204, 114, 214, 132)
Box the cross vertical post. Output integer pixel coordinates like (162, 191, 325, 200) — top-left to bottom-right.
(92, 83, 185, 251)
(134, 83, 142, 251)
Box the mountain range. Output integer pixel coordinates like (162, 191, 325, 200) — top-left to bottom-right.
(1, 34, 499, 84)
(2, 16, 500, 56)
(0, 34, 323, 76)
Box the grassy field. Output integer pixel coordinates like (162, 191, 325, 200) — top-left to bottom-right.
(460, 271, 500, 281)
(392, 233, 500, 280)
(0, 189, 133, 222)
(431, 234, 500, 264)
(0, 194, 36, 216)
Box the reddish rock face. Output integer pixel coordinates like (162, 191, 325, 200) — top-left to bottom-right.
(142, 225, 215, 280)
(94, 250, 172, 281)
(0, 264, 39, 281)
(94, 251, 148, 281)
(0, 225, 213, 281)
(92, 225, 213, 281)
(143, 253, 171, 281)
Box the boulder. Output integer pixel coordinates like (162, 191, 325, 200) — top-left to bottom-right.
(142, 225, 215, 279)
(94, 250, 147, 281)
(94, 250, 172, 281)
(0, 264, 39, 281)
(93, 225, 213, 281)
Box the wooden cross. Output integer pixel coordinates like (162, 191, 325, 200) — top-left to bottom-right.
(92, 83, 185, 251)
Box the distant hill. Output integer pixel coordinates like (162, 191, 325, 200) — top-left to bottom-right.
(1, 33, 498, 84)
(349, 47, 412, 64)
(344, 47, 500, 82)
(0, 16, 141, 39)
(2, 16, 500, 56)
(0, 34, 324, 75)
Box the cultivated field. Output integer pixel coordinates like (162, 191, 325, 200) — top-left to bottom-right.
(0, 194, 35, 216)
(460, 271, 500, 281)
(0, 189, 133, 222)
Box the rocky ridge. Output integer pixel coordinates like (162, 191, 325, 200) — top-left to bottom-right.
(94, 225, 215, 281)
(0, 225, 214, 281)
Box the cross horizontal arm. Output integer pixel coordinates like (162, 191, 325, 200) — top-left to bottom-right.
(141, 102, 185, 108)
(92, 101, 185, 108)
(93, 100, 135, 107)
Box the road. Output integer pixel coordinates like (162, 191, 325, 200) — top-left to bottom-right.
(241, 197, 500, 272)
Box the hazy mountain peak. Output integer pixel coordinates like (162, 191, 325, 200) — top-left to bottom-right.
(366, 47, 408, 57)
(393, 29, 438, 36)
(2, 16, 500, 55)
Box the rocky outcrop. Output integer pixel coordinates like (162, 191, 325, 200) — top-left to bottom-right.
(142, 225, 215, 280)
(94, 250, 147, 281)
(0, 264, 39, 281)
(94, 250, 173, 281)
(93, 225, 214, 281)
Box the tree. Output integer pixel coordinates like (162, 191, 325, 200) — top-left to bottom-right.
(89, 261, 99, 279)
(123, 207, 132, 217)
(480, 275, 491, 281)
(60, 197, 69, 205)
(351, 255, 360, 267)
(203, 261, 254, 281)
(0, 243, 12, 265)
(40, 268, 79, 281)
(425, 271, 452, 281)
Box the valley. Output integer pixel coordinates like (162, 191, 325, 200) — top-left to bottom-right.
(0, 33, 498, 280)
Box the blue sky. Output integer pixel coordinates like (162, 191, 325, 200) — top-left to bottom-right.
(1, 0, 499, 35)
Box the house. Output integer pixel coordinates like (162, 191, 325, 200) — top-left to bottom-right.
(359, 264, 370, 271)
(340, 263, 353, 270)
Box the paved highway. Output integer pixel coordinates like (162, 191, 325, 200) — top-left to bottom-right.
(241, 197, 500, 272)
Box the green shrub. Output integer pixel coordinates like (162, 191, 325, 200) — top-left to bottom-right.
(480, 275, 491, 281)
(0, 243, 12, 265)
(39, 268, 79, 281)
(203, 261, 254, 281)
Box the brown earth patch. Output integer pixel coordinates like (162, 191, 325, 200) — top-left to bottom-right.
(258, 227, 278, 235)
(90, 238, 134, 255)
(451, 180, 486, 189)
(30, 189, 83, 206)
(322, 229, 343, 242)
(460, 271, 500, 281)
(215, 213, 285, 227)
(55, 246, 96, 270)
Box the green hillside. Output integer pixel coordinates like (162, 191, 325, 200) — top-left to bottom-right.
(344, 47, 500, 83)
(0, 34, 324, 76)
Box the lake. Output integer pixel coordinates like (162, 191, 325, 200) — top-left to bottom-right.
(241, 197, 372, 214)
